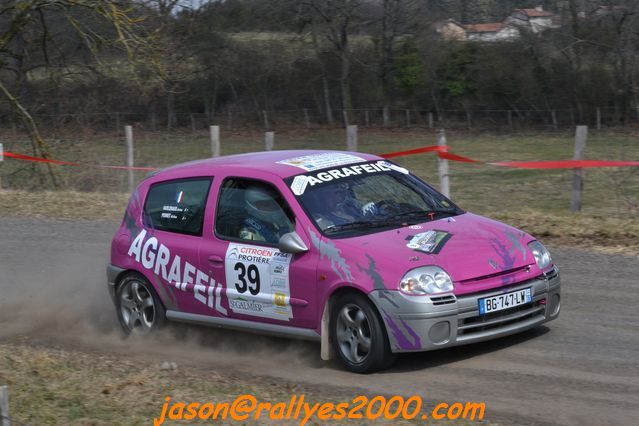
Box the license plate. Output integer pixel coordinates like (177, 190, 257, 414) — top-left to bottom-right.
(479, 288, 532, 315)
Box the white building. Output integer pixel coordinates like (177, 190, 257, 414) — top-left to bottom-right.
(508, 6, 558, 33)
(435, 6, 558, 43)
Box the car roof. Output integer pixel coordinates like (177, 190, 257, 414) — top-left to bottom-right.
(148, 150, 383, 181)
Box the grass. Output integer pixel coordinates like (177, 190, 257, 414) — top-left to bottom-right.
(0, 342, 314, 425)
(1, 127, 637, 254)
(0, 342, 484, 425)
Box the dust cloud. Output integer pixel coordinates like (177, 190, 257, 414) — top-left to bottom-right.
(0, 219, 319, 372)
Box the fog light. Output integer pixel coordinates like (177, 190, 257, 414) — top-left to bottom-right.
(428, 321, 451, 344)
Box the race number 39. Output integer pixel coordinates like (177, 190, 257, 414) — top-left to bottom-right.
(225, 243, 293, 320)
(234, 262, 260, 295)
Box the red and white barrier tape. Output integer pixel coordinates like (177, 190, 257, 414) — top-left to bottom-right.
(2, 151, 158, 171)
(2, 146, 639, 171)
(379, 145, 639, 168)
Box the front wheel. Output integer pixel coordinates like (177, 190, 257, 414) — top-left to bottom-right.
(330, 293, 396, 373)
(116, 273, 165, 335)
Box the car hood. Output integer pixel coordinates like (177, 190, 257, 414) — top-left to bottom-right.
(327, 212, 540, 295)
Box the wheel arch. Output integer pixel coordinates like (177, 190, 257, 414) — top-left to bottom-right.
(320, 284, 385, 361)
(107, 264, 132, 302)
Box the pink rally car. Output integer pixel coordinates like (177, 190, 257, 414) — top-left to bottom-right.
(107, 150, 561, 373)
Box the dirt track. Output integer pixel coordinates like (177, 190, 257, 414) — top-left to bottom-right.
(1, 218, 638, 425)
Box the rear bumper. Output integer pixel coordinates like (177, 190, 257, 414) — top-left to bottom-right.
(370, 266, 561, 353)
(106, 264, 126, 303)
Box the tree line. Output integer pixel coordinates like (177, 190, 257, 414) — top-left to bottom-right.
(1, 0, 639, 135)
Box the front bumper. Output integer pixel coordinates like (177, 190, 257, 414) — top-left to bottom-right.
(370, 266, 561, 353)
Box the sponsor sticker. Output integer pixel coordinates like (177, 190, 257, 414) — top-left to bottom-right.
(406, 230, 452, 254)
(277, 153, 366, 171)
(224, 243, 293, 320)
(290, 175, 309, 196)
(127, 229, 227, 315)
(379, 161, 409, 174)
(288, 160, 409, 194)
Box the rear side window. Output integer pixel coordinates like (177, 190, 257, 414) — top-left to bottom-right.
(143, 178, 212, 236)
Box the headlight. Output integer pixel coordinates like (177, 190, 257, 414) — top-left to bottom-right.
(399, 266, 454, 295)
(528, 240, 552, 269)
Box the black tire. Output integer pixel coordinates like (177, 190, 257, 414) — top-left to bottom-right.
(330, 292, 396, 373)
(115, 272, 166, 335)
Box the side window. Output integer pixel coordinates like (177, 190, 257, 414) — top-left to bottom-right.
(215, 178, 295, 245)
(144, 178, 212, 236)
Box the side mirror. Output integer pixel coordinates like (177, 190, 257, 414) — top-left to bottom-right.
(278, 232, 309, 254)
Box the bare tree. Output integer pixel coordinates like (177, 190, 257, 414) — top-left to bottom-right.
(0, 0, 146, 184)
(300, 0, 363, 125)
(136, 0, 200, 129)
(371, 0, 422, 126)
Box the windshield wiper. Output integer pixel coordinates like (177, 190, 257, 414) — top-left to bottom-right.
(324, 220, 394, 234)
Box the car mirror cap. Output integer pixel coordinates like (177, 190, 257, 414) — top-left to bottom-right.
(278, 232, 309, 254)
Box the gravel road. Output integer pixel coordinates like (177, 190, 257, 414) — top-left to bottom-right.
(1, 218, 637, 425)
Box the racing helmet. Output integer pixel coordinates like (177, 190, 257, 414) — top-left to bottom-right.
(244, 185, 290, 226)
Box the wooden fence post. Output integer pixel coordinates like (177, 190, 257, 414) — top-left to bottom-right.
(437, 129, 450, 198)
(303, 108, 310, 128)
(571, 125, 588, 212)
(190, 114, 196, 132)
(346, 125, 358, 152)
(151, 109, 157, 132)
(383, 107, 391, 127)
(405, 109, 411, 126)
(364, 110, 370, 127)
(125, 125, 134, 193)
(265, 131, 274, 151)
(342, 110, 349, 127)
(551, 110, 558, 130)
(209, 125, 220, 157)
(262, 110, 270, 130)
(227, 110, 232, 132)
(0, 385, 10, 426)
(428, 112, 433, 129)
(596, 107, 602, 130)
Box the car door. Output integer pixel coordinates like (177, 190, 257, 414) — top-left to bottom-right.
(140, 176, 215, 315)
(199, 173, 319, 330)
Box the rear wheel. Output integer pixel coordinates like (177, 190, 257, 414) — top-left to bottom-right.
(330, 292, 396, 373)
(116, 273, 165, 335)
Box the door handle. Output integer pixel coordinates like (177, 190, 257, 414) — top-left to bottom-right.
(208, 255, 224, 267)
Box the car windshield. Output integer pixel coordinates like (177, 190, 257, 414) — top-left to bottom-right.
(286, 160, 463, 237)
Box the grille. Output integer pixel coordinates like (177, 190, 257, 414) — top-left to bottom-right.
(457, 300, 544, 336)
(430, 295, 456, 306)
(544, 267, 559, 280)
